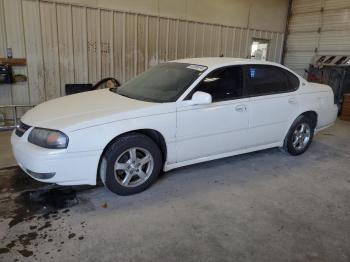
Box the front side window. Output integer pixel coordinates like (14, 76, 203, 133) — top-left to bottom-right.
(113, 62, 207, 103)
(246, 65, 299, 96)
(187, 66, 244, 102)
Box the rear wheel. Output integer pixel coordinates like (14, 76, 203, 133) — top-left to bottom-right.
(283, 115, 315, 155)
(100, 133, 162, 195)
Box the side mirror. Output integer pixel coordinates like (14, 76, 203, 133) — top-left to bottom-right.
(190, 91, 212, 105)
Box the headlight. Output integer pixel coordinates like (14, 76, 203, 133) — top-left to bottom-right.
(28, 128, 69, 149)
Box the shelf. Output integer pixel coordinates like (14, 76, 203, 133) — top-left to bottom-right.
(0, 58, 26, 66)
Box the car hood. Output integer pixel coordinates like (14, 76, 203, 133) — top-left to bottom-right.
(21, 89, 171, 131)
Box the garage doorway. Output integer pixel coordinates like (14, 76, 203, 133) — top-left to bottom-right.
(250, 39, 269, 61)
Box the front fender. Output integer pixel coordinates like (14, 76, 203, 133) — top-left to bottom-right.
(66, 111, 177, 164)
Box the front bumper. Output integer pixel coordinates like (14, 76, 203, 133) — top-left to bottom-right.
(11, 130, 102, 186)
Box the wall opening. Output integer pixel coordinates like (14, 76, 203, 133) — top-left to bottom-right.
(250, 39, 269, 61)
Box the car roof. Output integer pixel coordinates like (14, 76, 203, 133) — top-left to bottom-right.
(171, 57, 286, 70)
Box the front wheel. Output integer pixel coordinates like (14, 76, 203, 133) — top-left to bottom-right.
(99, 133, 162, 195)
(283, 115, 315, 156)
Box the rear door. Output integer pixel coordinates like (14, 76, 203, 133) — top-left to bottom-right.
(244, 65, 300, 148)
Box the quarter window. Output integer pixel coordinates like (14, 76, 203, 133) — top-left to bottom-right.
(246, 65, 299, 96)
(285, 69, 300, 90)
(188, 66, 244, 102)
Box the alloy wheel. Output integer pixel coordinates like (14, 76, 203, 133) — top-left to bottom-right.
(292, 123, 311, 151)
(114, 147, 154, 188)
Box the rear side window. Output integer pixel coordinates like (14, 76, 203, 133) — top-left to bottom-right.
(246, 65, 299, 96)
(187, 66, 244, 102)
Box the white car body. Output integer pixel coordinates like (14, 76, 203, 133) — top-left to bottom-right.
(11, 58, 338, 186)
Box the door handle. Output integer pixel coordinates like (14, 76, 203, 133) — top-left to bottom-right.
(288, 98, 297, 104)
(235, 104, 246, 112)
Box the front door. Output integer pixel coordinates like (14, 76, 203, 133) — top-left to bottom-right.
(176, 66, 250, 162)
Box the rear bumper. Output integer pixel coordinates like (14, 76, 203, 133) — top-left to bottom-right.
(315, 104, 339, 133)
(11, 131, 102, 186)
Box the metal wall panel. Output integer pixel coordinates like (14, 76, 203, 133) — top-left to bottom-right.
(113, 11, 124, 82)
(87, 8, 101, 84)
(0, 0, 11, 118)
(202, 24, 212, 57)
(324, 0, 350, 10)
(146, 16, 158, 68)
(3, 0, 29, 116)
(289, 13, 321, 33)
(136, 15, 146, 74)
(101, 9, 114, 79)
(158, 17, 167, 63)
(177, 20, 187, 59)
(23, 0, 45, 105)
(286, 32, 319, 52)
(211, 25, 221, 57)
(284, 52, 315, 76)
(72, 6, 88, 83)
(125, 13, 136, 81)
(323, 9, 350, 31)
(292, 0, 322, 14)
(285, 0, 350, 78)
(57, 3, 74, 96)
(40, 1, 61, 100)
(0, 0, 5, 58)
(0, 0, 284, 120)
(319, 30, 350, 53)
(186, 22, 196, 58)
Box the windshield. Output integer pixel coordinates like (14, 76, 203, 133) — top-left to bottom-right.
(113, 62, 207, 103)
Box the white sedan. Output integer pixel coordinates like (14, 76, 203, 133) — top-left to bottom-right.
(11, 58, 338, 195)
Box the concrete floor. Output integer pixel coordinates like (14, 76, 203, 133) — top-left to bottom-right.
(0, 131, 16, 169)
(0, 120, 349, 262)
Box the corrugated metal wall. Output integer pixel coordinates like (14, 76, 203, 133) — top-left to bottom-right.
(284, 0, 350, 77)
(0, 0, 284, 119)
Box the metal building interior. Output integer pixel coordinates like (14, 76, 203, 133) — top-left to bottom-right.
(0, 0, 349, 261)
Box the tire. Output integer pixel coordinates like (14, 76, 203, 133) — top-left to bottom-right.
(99, 133, 162, 195)
(283, 115, 315, 156)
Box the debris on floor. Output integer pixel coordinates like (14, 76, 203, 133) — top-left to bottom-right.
(0, 167, 91, 259)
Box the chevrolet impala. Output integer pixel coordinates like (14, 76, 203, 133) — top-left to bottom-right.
(11, 58, 338, 195)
